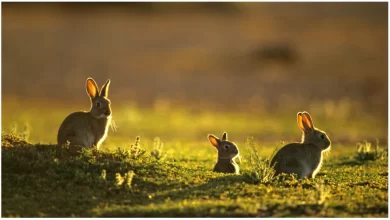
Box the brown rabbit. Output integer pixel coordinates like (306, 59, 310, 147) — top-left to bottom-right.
(270, 112, 331, 179)
(208, 132, 240, 174)
(57, 77, 112, 150)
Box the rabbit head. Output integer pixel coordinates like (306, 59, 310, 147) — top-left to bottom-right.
(208, 132, 239, 160)
(86, 78, 112, 119)
(298, 112, 331, 151)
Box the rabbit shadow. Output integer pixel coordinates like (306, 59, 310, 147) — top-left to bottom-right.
(150, 174, 251, 202)
(335, 159, 364, 167)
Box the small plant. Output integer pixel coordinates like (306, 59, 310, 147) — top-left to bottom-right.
(151, 137, 167, 161)
(1, 132, 30, 148)
(243, 136, 275, 184)
(115, 170, 135, 191)
(21, 122, 31, 141)
(355, 139, 387, 161)
(112, 136, 146, 161)
(10, 122, 18, 135)
(315, 180, 328, 205)
(7, 122, 30, 142)
(100, 169, 107, 181)
(124, 170, 135, 190)
(128, 136, 146, 159)
(115, 173, 125, 186)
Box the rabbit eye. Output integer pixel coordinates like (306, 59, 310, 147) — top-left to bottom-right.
(224, 145, 229, 150)
(320, 134, 325, 139)
(96, 102, 100, 107)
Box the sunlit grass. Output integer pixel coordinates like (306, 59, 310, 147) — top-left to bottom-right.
(2, 133, 387, 217)
(2, 97, 386, 151)
(2, 97, 387, 217)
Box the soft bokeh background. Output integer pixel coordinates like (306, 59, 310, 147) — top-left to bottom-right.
(2, 2, 388, 151)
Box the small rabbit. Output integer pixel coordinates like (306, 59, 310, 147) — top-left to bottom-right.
(208, 132, 240, 174)
(57, 77, 112, 150)
(270, 111, 331, 179)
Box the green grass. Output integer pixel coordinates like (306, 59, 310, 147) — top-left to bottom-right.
(2, 133, 387, 217)
(2, 98, 386, 147)
(1, 100, 388, 217)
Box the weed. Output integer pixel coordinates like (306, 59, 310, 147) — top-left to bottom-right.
(314, 180, 329, 206)
(125, 170, 135, 191)
(101, 169, 107, 181)
(7, 122, 31, 142)
(1, 132, 31, 147)
(10, 122, 18, 135)
(355, 139, 387, 161)
(115, 170, 135, 191)
(243, 136, 275, 184)
(115, 173, 125, 186)
(128, 136, 146, 159)
(21, 122, 31, 141)
(151, 137, 167, 161)
(108, 136, 146, 161)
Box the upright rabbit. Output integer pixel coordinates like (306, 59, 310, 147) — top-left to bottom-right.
(57, 77, 112, 150)
(208, 132, 240, 174)
(270, 112, 331, 179)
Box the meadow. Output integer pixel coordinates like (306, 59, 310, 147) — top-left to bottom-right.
(1, 2, 388, 217)
(1, 132, 388, 217)
(2, 100, 388, 217)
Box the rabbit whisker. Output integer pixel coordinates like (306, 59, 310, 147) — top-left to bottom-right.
(110, 118, 118, 132)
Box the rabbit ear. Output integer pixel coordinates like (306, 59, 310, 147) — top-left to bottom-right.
(86, 78, 99, 99)
(100, 79, 111, 97)
(302, 112, 314, 133)
(208, 134, 220, 148)
(297, 112, 305, 131)
(222, 132, 228, 141)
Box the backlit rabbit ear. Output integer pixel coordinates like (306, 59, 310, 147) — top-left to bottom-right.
(100, 79, 111, 98)
(86, 78, 99, 99)
(222, 132, 228, 141)
(302, 112, 314, 133)
(297, 112, 305, 131)
(208, 134, 220, 148)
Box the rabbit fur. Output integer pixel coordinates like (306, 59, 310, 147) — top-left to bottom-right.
(208, 132, 240, 174)
(270, 112, 331, 179)
(57, 77, 112, 150)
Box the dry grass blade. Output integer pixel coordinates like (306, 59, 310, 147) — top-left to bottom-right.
(244, 136, 275, 184)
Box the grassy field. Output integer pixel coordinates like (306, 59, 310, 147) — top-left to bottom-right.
(1, 100, 388, 217)
(1, 131, 388, 217)
(1, 88, 388, 217)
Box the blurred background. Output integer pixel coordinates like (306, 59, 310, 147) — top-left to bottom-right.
(2, 2, 388, 149)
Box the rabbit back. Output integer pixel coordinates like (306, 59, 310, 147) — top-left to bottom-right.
(57, 111, 111, 149)
(271, 143, 323, 179)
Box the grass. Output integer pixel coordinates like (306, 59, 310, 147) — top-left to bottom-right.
(2, 132, 387, 217)
(243, 136, 276, 184)
(355, 139, 388, 161)
(2, 97, 386, 147)
(1, 101, 388, 217)
(151, 137, 167, 161)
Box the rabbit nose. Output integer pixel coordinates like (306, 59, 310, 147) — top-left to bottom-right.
(105, 110, 111, 116)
